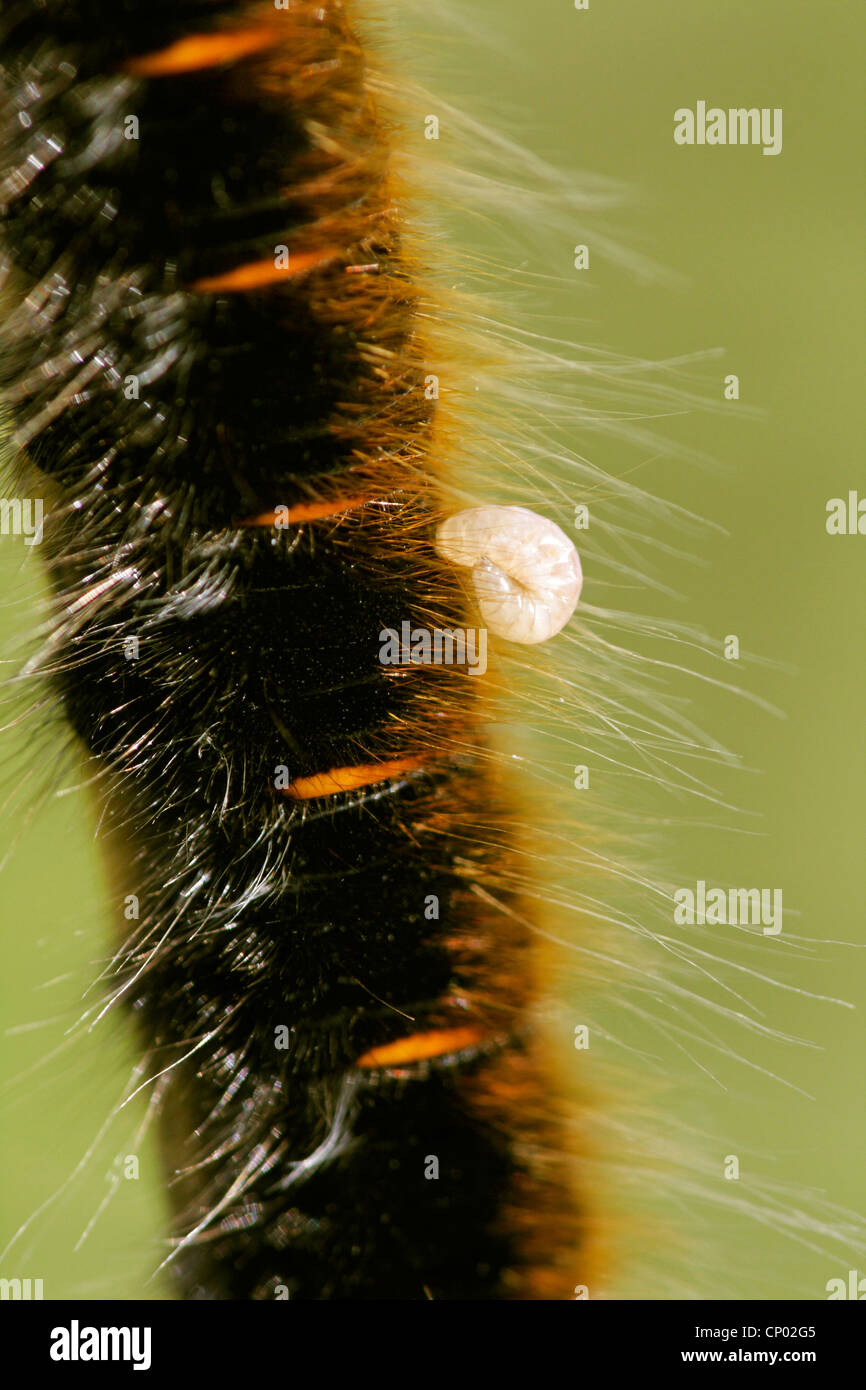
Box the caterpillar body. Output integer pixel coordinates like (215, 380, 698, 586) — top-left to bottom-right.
(3, 0, 863, 1308)
(0, 0, 593, 1300)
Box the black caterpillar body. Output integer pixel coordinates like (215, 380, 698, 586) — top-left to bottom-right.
(0, 1, 582, 1298)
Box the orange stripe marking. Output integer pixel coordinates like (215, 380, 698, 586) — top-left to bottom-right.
(191, 248, 339, 294)
(124, 27, 279, 77)
(283, 758, 423, 801)
(240, 497, 372, 528)
(356, 1026, 486, 1070)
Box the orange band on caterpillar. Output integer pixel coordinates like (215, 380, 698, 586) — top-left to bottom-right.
(355, 1026, 487, 1070)
(123, 27, 280, 78)
(282, 758, 424, 800)
(239, 497, 373, 528)
(191, 248, 340, 294)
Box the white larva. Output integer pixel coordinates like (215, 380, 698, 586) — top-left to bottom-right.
(434, 505, 582, 644)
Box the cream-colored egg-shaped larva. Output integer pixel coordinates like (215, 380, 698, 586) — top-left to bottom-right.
(434, 506, 582, 644)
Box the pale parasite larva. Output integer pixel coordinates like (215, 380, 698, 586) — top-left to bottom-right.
(435, 507, 583, 644)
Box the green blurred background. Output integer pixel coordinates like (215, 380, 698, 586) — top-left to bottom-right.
(1, 0, 862, 1299)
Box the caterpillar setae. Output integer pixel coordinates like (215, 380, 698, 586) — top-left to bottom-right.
(1, 0, 863, 1305)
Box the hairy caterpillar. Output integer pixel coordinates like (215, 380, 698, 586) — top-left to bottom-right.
(0, 0, 593, 1302)
(1, 0, 863, 1305)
